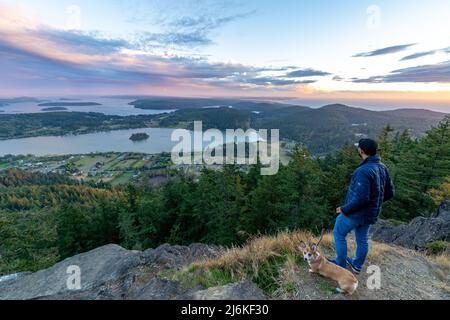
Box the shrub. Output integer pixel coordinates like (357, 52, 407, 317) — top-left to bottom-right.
(426, 240, 449, 255)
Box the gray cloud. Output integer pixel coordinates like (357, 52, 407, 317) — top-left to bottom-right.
(134, 31, 212, 49)
(170, 11, 256, 31)
(42, 29, 129, 54)
(286, 68, 331, 78)
(352, 61, 450, 83)
(400, 50, 438, 61)
(353, 43, 416, 57)
(400, 47, 450, 61)
(139, 10, 257, 49)
(255, 66, 299, 72)
(242, 77, 316, 86)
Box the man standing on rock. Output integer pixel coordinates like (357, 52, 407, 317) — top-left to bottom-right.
(331, 138, 395, 274)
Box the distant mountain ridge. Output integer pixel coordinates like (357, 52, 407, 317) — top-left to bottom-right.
(255, 103, 446, 154)
(0, 97, 447, 154)
(151, 101, 446, 154)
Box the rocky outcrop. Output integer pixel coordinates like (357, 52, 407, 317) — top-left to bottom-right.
(0, 243, 223, 300)
(131, 278, 181, 300)
(142, 243, 222, 270)
(0, 244, 142, 300)
(371, 201, 450, 251)
(129, 280, 267, 300)
(181, 281, 267, 300)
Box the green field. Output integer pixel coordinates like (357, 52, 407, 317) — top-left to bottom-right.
(0, 152, 173, 186)
(0, 146, 292, 186)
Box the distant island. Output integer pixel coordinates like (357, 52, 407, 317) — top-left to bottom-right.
(41, 107, 68, 112)
(38, 102, 102, 107)
(129, 133, 150, 142)
(0, 97, 42, 106)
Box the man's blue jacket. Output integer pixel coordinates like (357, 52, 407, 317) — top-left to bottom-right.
(341, 156, 395, 225)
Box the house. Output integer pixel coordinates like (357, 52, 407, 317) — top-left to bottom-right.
(88, 167, 97, 177)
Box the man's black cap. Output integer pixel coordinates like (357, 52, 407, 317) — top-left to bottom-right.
(358, 138, 378, 156)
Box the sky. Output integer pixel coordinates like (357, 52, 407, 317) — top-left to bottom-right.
(1, 0, 450, 110)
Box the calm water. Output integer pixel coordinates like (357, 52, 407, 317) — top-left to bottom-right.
(0, 128, 262, 157)
(0, 97, 176, 116)
(0, 128, 181, 156)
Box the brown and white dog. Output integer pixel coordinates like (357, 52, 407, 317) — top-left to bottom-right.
(299, 240, 358, 295)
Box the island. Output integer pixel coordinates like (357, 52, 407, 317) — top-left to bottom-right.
(0, 97, 41, 105)
(38, 102, 102, 107)
(129, 133, 150, 142)
(41, 107, 69, 112)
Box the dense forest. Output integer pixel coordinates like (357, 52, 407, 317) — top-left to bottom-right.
(1, 115, 448, 276)
(0, 112, 158, 140)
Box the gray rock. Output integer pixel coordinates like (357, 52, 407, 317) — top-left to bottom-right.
(0, 244, 142, 300)
(183, 281, 267, 300)
(130, 278, 180, 300)
(143, 243, 222, 269)
(371, 201, 450, 251)
(0, 243, 222, 300)
(0, 272, 31, 285)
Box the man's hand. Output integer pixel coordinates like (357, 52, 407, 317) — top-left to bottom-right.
(336, 207, 343, 215)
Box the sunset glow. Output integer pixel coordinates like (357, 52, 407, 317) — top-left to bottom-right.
(1, 0, 450, 110)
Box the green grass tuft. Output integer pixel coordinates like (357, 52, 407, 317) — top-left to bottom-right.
(426, 240, 448, 255)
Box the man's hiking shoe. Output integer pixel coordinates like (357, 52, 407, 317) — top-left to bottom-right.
(346, 257, 362, 275)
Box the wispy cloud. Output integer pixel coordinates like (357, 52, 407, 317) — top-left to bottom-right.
(286, 68, 331, 78)
(133, 8, 257, 50)
(169, 11, 256, 31)
(352, 61, 450, 83)
(353, 43, 416, 57)
(134, 31, 212, 49)
(242, 77, 316, 86)
(400, 47, 450, 61)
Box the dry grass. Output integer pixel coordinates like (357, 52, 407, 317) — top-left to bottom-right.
(429, 251, 450, 270)
(429, 252, 450, 291)
(427, 252, 450, 284)
(194, 230, 314, 277)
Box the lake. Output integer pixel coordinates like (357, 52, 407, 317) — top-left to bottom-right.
(0, 97, 176, 116)
(0, 128, 180, 156)
(0, 128, 262, 157)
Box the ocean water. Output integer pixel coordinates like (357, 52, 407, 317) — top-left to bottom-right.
(0, 97, 176, 116)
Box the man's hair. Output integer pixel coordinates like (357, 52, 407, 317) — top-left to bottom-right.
(358, 138, 378, 156)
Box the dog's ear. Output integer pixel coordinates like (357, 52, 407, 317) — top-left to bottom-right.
(299, 241, 307, 250)
(310, 244, 317, 252)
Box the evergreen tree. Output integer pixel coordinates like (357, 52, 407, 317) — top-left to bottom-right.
(56, 204, 93, 259)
